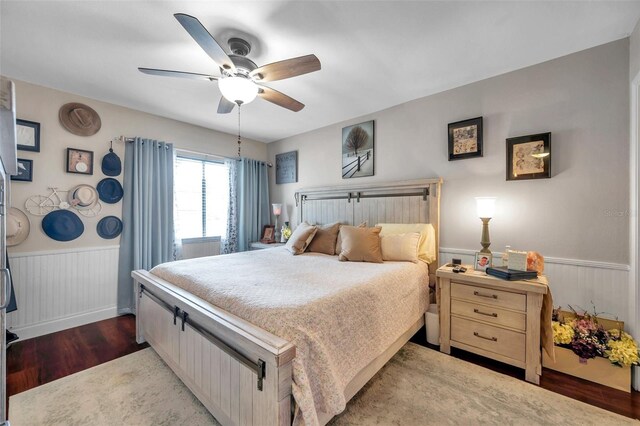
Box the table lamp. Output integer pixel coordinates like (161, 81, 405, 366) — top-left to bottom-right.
(272, 203, 282, 242)
(475, 197, 496, 254)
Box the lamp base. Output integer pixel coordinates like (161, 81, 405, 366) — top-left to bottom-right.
(274, 216, 280, 242)
(480, 217, 492, 254)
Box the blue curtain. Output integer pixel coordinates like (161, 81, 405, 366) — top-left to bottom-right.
(221, 159, 238, 254)
(117, 138, 174, 313)
(225, 158, 270, 252)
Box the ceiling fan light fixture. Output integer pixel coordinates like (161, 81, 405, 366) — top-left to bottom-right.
(219, 76, 258, 105)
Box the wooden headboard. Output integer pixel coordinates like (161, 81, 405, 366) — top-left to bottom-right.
(294, 178, 442, 285)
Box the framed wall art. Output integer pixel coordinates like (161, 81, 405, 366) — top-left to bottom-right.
(448, 117, 482, 160)
(506, 132, 551, 181)
(17, 119, 40, 152)
(275, 150, 298, 184)
(342, 120, 374, 179)
(66, 148, 94, 175)
(12, 158, 33, 182)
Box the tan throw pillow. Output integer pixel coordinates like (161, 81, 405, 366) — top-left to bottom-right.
(285, 222, 318, 255)
(307, 222, 340, 255)
(335, 221, 367, 254)
(381, 233, 420, 263)
(338, 226, 383, 263)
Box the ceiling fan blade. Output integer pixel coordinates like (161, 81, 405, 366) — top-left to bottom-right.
(174, 13, 236, 73)
(138, 67, 218, 81)
(250, 54, 321, 82)
(257, 85, 304, 112)
(217, 96, 236, 114)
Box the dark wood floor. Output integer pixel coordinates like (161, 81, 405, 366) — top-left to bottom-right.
(6, 316, 640, 421)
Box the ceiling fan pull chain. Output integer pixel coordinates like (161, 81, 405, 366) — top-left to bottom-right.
(237, 103, 242, 158)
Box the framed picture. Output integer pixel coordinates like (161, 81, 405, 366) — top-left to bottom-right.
(342, 120, 374, 179)
(448, 117, 482, 161)
(260, 225, 276, 243)
(276, 151, 298, 184)
(506, 132, 551, 181)
(66, 148, 94, 175)
(474, 252, 492, 272)
(12, 158, 33, 182)
(17, 119, 40, 152)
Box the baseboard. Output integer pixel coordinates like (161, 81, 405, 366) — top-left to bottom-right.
(8, 306, 119, 341)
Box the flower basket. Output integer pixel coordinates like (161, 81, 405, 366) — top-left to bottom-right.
(544, 310, 632, 392)
(543, 347, 630, 392)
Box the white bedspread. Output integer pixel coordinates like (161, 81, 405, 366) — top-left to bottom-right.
(150, 248, 429, 425)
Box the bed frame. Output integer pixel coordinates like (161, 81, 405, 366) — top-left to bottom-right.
(132, 178, 442, 425)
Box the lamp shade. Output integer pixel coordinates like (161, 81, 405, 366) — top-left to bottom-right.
(272, 203, 282, 216)
(475, 197, 496, 218)
(218, 76, 258, 105)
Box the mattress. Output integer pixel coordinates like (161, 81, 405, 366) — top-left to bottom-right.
(150, 247, 430, 426)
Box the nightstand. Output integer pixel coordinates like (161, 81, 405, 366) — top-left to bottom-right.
(436, 265, 548, 384)
(250, 242, 285, 250)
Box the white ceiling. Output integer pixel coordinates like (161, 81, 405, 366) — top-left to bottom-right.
(2, 1, 640, 143)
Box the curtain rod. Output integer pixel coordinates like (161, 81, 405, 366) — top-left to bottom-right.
(114, 136, 272, 167)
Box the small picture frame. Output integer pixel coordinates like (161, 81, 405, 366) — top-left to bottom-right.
(506, 132, 551, 181)
(12, 158, 33, 182)
(275, 151, 298, 184)
(448, 117, 483, 161)
(260, 225, 276, 243)
(474, 252, 492, 272)
(17, 119, 40, 152)
(66, 148, 94, 175)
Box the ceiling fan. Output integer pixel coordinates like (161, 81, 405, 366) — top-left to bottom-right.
(139, 13, 321, 113)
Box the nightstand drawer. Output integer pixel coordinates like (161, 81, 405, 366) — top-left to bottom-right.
(451, 299, 526, 331)
(451, 316, 525, 362)
(451, 282, 526, 312)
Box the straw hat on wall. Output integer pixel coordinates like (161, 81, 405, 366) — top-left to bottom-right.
(7, 207, 30, 246)
(59, 103, 101, 136)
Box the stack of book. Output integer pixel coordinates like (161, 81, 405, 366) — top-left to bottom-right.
(485, 266, 538, 281)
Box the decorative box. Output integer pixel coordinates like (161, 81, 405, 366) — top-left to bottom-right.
(507, 250, 528, 271)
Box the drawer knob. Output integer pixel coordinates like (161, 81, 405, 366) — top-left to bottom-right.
(474, 308, 498, 318)
(474, 331, 498, 342)
(474, 290, 497, 299)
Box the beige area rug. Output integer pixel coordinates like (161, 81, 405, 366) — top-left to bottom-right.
(9, 349, 218, 426)
(10, 343, 637, 425)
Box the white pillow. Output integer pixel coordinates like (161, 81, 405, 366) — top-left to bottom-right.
(381, 233, 420, 263)
(376, 223, 436, 263)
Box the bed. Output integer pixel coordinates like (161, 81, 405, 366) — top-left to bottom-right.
(132, 178, 442, 426)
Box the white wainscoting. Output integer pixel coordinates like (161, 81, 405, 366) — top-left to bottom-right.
(7, 245, 119, 340)
(5, 244, 632, 341)
(440, 248, 631, 324)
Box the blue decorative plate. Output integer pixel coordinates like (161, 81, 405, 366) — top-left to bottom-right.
(97, 178, 124, 204)
(42, 210, 84, 242)
(97, 216, 122, 239)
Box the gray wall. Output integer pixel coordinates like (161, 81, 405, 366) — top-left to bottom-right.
(267, 39, 630, 265)
(631, 20, 640, 80)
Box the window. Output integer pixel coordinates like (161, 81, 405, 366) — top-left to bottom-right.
(174, 155, 229, 240)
